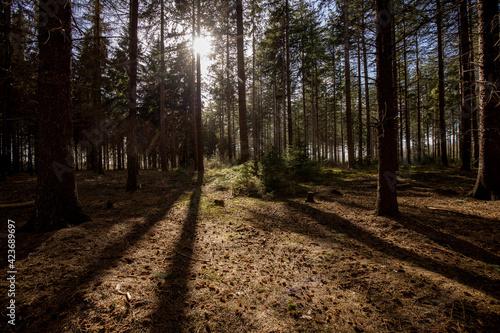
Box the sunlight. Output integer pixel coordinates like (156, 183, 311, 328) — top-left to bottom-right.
(193, 36, 212, 58)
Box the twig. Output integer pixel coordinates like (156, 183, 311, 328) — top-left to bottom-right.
(173, 248, 209, 263)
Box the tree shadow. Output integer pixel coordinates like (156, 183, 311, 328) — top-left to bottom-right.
(242, 198, 499, 300)
(16, 175, 194, 331)
(151, 172, 203, 332)
(393, 204, 500, 266)
(282, 200, 500, 299)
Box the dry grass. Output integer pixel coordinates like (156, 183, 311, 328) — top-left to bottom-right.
(0, 168, 499, 332)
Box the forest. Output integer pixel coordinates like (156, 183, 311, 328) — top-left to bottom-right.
(0, 0, 499, 332)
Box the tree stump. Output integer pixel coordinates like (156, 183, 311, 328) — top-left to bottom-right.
(306, 192, 315, 203)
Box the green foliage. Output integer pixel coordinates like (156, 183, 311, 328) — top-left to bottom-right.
(211, 163, 265, 198)
(262, 146, 287, 190)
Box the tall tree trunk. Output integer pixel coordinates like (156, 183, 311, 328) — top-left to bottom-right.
(285, 0, 292, 146)
(1, 0, 12, 180)
(403, 20, 411, 164)
(226, 14, 233, 161)
(469, 0, 478, 167)
(362, 14, 371, 160)
(236, 0, 249, 162)
(416, 35, 422, 162)
(30, 0, 89, 232)
(375, 0, 398, 216)
(459, 0, 472, 171)
(127, 0, 139, 191)
(436, 0, 448, 166)
(191, 0, 198, 169)
(472, 0, 500, 200)
(92, 0, 104, 175)
(343, 0, 355, 168)
(195, 0, 204, 172)
(252, 6, 258, 159)
(159, 0, 168, 171)
(357, 34, 363, 162)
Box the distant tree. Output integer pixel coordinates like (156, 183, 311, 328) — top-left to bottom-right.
(28, 0, 89, 232)
(472, 0, 500, 200)
(375, 0, 398, 216)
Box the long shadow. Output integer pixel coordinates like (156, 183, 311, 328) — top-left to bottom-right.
(284, 200, 500, 299)
(244, 199, 500, 300)
(392, 205, 500, 266)
(15, 174, 194, 331)
(151, 173, 203, 332)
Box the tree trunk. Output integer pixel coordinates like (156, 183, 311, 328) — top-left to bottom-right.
(343, 0, 355, 168)
(362, 15, 371, 160)
(196, 0, 204, 172)
(127, 0, 139, 191)
(91, 0, 104, 175)
(375, 0, 398, 216)
(416, 35, 422, 162)
(226, 14, 233, 161)
(459, 0, 472, 171)
(357, 33, 363, 162)
(286, 0, 292, 147)
(159, 0, 168, 171)
(30, 0, 89, 232)
(236, 0, 249, 162)
(0, 0, 12, 180)
(469, 0, 478, 167)
(403, 21, 411, 165)
(436, 0, 448, 166)
(472, 0, 500, 200)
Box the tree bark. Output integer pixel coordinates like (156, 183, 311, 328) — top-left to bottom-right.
(286, 0, 292, 147)
(159, 0, 168, 171)
(236, 0, 249, 162)
(416, 35, 422, 162)
(375, 0, 398, 216)
(196, 0, 204, 172)
(362, 14, 371, 160)
(436, 0, 448, 166)
(126, 0, 139, 191)
(343, 0, 355, 168)
(472, 0, 500, 200)
(459, 0, 472, 171)
(30, 0, 89, 232)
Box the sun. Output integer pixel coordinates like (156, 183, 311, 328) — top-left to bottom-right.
(193, 36, 212, 58)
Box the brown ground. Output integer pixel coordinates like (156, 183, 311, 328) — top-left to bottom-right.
(1, 167, 499, 332)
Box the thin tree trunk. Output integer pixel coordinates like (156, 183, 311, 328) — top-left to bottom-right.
(196, 0, 203, 172)
(160, 0, 168, 171)
(286, 0, 292, 146)
(357, 34, 363, 162)
(415, 35, 422, 162)
(226, 14, 233, 161)
(436, 0, 448, 166)
(236, 0, 249, 162)
(403, 20, 411, 165)
(362, 14, 371, 160)
(459, 0, 472, 171)
(469, 0, 478, 167)
(127, 0, 139, 191)
(343, 0, 355, 168)
(375, 0, 398, 216)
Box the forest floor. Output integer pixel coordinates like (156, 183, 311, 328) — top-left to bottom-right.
(1, 166, 500, 332)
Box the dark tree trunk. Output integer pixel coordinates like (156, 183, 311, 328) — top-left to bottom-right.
(416, 35, 422, 162)
(0, 0, 12, 180)
(375, 0, 398, 217)
(286, 0, 292, 147)
(226, 16, 233, 161)
(436, 0, 448, 166)
(459, 0, 472, 171)
(343, 0, 355, 168)
(472, 0, 500, 200)
(29, 0, 89, 232)
(195, 0, 204, 172)
(357, 34, 363, 161)
(403, 21, 411, 165)
(91, 0, 104, 175)
(160, 0, 168, 171)
(236, 0, 249, 162)
(127, 0, 138, 191)
(362, 15, 371, 160)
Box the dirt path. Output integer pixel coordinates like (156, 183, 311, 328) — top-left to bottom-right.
(1, 169, 499, 332)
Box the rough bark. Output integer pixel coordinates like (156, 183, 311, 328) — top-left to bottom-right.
(375, 0, 398, 216)
(29, 0, 89, 232)
(459, 0, 472, 171)
(436, 0, 448, 166)
(126, 0, 138, 191)
(343, 0, 355, 168)
(160, 0, 168, 171)
(236, 0, 249, 162)
(472, 0, 500, 200)
(195, 0, 204, 172)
